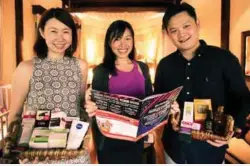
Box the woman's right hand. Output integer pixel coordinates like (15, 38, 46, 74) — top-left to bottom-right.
(84, 88, 98, 117)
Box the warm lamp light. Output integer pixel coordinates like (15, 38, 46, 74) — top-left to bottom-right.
(149, 67, 155, 83)
(87, 68, 93, 85)
(147, 39, 156, 61)
(147, 62, 156, 83)
(86, 39, 95, 64)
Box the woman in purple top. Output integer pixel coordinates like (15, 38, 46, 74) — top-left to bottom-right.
(85, 20, 154, 164)
(85, 20, 180, 164)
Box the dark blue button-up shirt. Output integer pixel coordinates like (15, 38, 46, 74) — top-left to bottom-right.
(154, 40, 250, 163)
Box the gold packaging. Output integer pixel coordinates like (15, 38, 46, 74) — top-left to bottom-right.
(193, 99, 212, 122)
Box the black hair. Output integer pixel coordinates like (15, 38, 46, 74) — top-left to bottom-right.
(33, 8, 77, 58)
(162, 2, 197, 30)
(103, 20, 135, 75)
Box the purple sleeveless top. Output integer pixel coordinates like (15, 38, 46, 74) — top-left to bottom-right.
(109, 61, 145, 99)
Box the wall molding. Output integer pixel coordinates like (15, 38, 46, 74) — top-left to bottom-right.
(32, 5, 46, 15)
(62, 0, 178, 12)
(0, 0, 2, 80)
(221, 0, 230, 50)
(15, 0, 23, 65)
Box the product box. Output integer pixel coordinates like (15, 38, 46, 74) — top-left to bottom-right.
(35, 110, 51, 128)
(193, 99, 212, 125)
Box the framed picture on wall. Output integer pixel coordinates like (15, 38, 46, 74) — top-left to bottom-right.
(241, 30, 250, 77)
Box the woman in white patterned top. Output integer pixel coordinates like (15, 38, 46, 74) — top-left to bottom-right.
(8, 8, 88, 163)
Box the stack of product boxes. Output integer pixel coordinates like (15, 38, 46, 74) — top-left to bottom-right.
(18, 108, 89, 150)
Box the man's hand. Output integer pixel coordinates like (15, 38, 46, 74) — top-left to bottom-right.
(206, 139, 229, 147)
(206, 132, 234, 147)
(84, 88, 97, 117)
(246, 114, 250, 128)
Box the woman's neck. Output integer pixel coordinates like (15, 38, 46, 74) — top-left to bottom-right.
(115, 58, 132, 65)
(47, 52, 64, 60)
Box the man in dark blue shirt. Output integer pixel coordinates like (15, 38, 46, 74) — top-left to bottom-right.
(154, 2, 250, 164)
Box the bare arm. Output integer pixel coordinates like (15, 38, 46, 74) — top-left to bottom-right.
(8, 60, 33, 125)
(87, 127, 98, 164)
(79, 59, 88, 107)
(153, 101, 180, 163)
(153, 126, 166, 164)
(79, 60, 99, 163)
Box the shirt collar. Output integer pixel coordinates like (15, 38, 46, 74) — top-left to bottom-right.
(195, 40, 207, 56)
(176, 40, 207, 58)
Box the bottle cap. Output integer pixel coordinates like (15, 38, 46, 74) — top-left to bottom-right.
(217, 106, 224, 113)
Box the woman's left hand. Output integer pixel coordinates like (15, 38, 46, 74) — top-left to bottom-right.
(170, 101, 180, 114)
(170, 101, 180, 131)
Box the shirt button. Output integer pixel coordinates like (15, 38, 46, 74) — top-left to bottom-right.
(198, 54, 201, 57)
(187, 63, 191, 66)
(187, 77, 190, 80)
(186, 92, 190, 95)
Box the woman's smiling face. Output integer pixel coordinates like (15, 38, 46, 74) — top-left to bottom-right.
(40, 18, 72, 56)
(110, 28, 133, 59)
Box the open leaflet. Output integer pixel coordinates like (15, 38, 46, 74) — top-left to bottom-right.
(91, 86, 183, 142)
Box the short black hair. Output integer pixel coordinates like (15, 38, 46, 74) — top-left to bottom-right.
(162, 2, 197, 30)
(34, 8, 77, 58)
(103, 20, 135, 75)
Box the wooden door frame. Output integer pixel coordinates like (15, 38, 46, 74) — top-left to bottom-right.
(15, 0, 23, 65)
